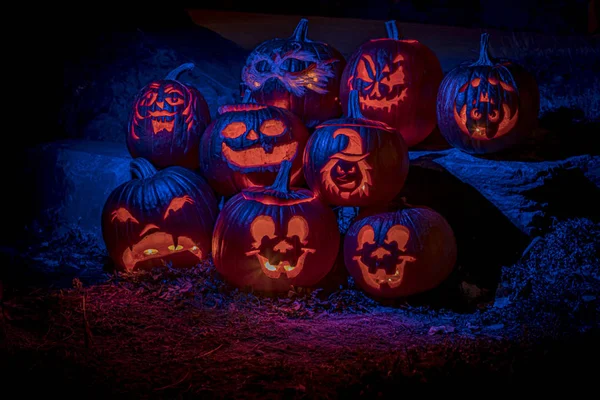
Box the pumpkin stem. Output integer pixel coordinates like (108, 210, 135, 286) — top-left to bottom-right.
(165, 63, 195, 80)
(347, 90, 365, 119)
(385, 20, 400, 40)
(471, 33, 494, 66)
(292, 19, 309, 42)
(242, 89, 253, 103)
(267, 160, 293, 194)
(131, 158, 158, 180)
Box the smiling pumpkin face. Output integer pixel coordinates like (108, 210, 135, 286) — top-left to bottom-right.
(200, 103, 309, 196)
(344, 207, 457, 299)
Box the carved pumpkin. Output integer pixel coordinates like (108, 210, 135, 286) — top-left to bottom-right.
(101, 158, 218, 271)
(340, 21, 443, 147)
(212, 161, 340, 293)
(199, 93, 310, 197)
(344, 207, 457, 299)
(303, 90, 409, 207)
(241, 18, 346, 128)
(127, 63, 211, 169)
(437, 33, 540, 154)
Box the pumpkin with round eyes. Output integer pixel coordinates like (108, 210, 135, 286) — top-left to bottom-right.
(127, 63, 211, 169)
(200, 94, 309, 197)
(101, 158, 218, 271)
(437, 33, 540, 154)
(212, 161, 340, 293)
(340, 20, 443, 147)
(344, 207, 457, 299)
(303, 90, 409, 207)
(241, 18, 346, 128)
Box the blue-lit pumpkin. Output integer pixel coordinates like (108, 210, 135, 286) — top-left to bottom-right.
(127, 63, 211, 169)
(344, 207, 457, 299)
(437, 33, 540, 154)
(199, 96, 309, 197)
(303, 90, 409, 207)
(101, 158, 218, 271)
(212, 161, 340, 293)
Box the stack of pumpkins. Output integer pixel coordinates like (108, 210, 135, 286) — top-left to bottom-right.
(102, 19, 539, 300)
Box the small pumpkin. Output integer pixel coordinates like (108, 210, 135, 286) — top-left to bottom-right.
(101, 158, 218, 271)
(340, 20, 443, 147)
(127, 63, 211, 169)
(241, 18, 346, 128)
(212, 160, 340, 293)
(344, 206, 457, 299)
(303, 90, 409, 207)
(437, 33, 540, 154)
(199, 92, 310, 197)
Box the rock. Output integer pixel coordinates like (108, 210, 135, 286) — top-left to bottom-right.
(23, 140, 133, 245)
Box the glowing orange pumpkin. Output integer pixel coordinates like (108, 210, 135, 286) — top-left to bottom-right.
(101, 158, 218, 271)
(127, 63, 211, 169)
(212, 161, 340, 293)
(437, 33, 540, 154)
(303, 90, 409, 207)
(340, 20, 443, 147)
(344, 207, 457, 299)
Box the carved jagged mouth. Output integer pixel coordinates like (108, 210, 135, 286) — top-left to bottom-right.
(121, 232, 201, 270)
(359, 88, 408, 113)
(222, 142, 298, 169)
(354, 255, 415, 288)
(150, 114, 176, 133)
(246, 248, 316, 279)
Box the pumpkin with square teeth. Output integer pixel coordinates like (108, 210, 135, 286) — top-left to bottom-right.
(212, 161, 339, 293)
(437, 33, 540, 154)
(241, 18, 346, 128)
(344, 206, 457, 298)
(303, 90, 409, 207)
(101, 158, 218, 271)
(340, 20, 443, 147)
(200, 93, 309, 196)
(127, 63, 211, 169)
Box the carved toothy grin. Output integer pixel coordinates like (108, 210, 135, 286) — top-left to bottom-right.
(354, 255, 416, 287)
(359, 88, 408, 113)
(222, 142, 298, 168)
(121, 231, 201, 270)
(246, 248, 315, 279)
(149, 112, 176, 133)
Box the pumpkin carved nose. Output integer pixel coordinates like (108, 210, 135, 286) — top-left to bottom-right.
(371, 247, 391, 260)
(274, 240, 293, 253)
(246, 129, 259, 140)
(156, 101, 164, 109)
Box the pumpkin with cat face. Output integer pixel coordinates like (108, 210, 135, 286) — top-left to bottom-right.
(127, 63, 211, 169)
(437, 33, 539, 154)
(344, 207, 457, 299)
(340, 21, 443, 147)
(200, 97, 309, 196)
(101, 158, 218, 271)
(212, 161, 339, 293)
(241, 18, 346, 128)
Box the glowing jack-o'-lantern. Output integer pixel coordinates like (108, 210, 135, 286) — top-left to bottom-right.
(212, 161, 339, 293)
(241, 18, 346, 128)
(200, 93, 309, 196)
(340, 20, 443, 147)
(437, 33, 540, 154)
(344, 207, 457, 299)
(101, 158, 218, 271)
(127, 63, 211, 169)
(303, 90, 409, 207)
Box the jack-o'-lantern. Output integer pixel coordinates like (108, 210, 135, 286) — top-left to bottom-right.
(101, 158, 218, 271)
(127, 63, 211, 169)
(344, 207, 457, 299)
(241, 18, 346, 128)
(212, 160, 340, 293)
(437, 33, 540, 154)
(303, 90, 409, 207)
(340, 20, 443, 147)
(200, 93, 309, 197)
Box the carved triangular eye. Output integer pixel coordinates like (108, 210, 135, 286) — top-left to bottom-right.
(384, 225, 410, 251)
(250, 215, 276, 249)
(287, 216, 309, 244)
(356, 224, 375, 251)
